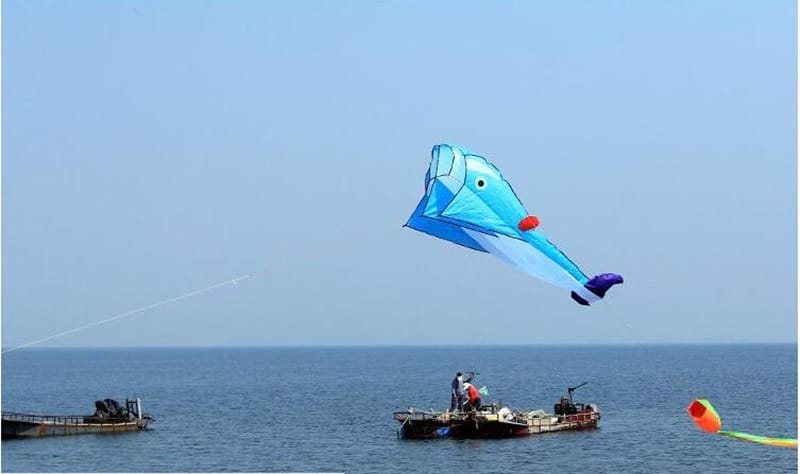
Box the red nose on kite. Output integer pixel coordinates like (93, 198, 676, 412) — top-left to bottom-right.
(518, 215, 540, 231)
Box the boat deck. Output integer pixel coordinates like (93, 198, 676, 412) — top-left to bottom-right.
(394, 404, 600, 439)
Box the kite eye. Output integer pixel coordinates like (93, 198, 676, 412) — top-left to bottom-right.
(475, 178, 487, 190)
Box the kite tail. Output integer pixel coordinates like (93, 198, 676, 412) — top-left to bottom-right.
(571, 273, 624, 306)
(719, 431, 799, 449)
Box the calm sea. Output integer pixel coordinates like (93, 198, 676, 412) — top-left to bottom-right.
(1, 345, 796, 473)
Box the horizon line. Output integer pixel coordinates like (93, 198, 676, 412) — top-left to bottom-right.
(1, 341, 796, 351)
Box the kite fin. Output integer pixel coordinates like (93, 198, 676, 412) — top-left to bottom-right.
(570, 273, 624, 306)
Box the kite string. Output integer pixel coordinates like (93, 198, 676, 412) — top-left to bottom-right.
(2, 227, 396, 354)
(3, 225, 400, 354)
(601, 303, 646, 346)
(2, 274, 251, 354)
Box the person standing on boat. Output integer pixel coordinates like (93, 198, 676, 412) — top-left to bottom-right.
(463, 382, 482, 411)
(450, 371, 475, 412)
(450, 372, 465, 412)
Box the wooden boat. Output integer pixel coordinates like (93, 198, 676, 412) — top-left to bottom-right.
(394, 383, 600, 439)
(2, 398, 152, 439)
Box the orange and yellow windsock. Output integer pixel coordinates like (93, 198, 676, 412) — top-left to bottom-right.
(687, 398, 722, 433)
(687, 398, 797, 449)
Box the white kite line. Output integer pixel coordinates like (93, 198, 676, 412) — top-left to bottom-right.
(2, 274, 251, 354)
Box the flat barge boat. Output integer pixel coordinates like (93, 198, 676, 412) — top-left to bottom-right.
(394, 383, 600, 439)
(2, 398, 152, 439)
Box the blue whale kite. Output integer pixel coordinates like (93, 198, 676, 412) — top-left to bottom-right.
(406, 144, 623, 305)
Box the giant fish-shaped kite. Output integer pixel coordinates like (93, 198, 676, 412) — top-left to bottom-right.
(405, 144, 623, 305)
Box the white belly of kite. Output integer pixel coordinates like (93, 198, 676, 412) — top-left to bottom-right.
(464, 229, 599, 303)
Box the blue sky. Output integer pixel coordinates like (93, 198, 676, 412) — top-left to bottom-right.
(2, 1, 796, 347)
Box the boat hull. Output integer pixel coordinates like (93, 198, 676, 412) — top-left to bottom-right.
(395, 409, 600, 439)
(2, 414, 149, 439)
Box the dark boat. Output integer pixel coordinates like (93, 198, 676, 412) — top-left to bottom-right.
(2, 398, 153, 439)
(394, 383, 600, 439)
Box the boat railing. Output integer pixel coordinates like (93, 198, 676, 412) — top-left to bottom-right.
(563, 411, 599, 423)
(1, 412, 132, 425)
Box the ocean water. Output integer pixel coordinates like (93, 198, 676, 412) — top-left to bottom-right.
(1, 345, 796, 473)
